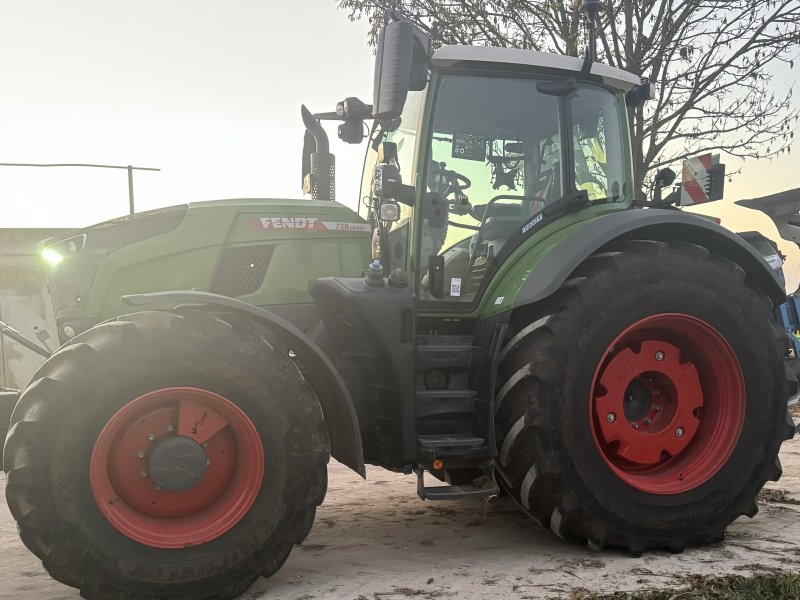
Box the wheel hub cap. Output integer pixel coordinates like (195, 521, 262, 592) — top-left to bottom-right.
(595, 340, 700, 465)
(148, 435, 208, 492)
(589, 314, 745, 495)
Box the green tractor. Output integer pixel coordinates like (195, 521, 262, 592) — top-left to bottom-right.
(4, 7, 796, 600)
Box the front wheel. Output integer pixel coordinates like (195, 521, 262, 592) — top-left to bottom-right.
(495, 239, 797, 553)
(4, 310, 329, 599)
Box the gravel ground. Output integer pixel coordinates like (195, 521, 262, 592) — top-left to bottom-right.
(1, 424, 798, 600)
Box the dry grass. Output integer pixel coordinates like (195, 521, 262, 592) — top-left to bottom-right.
(565, 572, 800, 600)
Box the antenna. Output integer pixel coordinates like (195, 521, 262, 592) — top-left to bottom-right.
(580, 0, 605, 62)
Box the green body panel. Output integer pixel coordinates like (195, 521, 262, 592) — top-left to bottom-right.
(478, 203, 627, 318)
(67, 198, 372, 323)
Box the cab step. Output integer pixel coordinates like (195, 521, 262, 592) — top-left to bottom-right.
(418, 434, 484, 449)
(416, 389, 478, 400)
(416, 469, 499, 501)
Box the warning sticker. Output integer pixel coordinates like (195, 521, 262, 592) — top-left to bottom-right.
(249, 217, 370, 232)
(450, 277, 462, 297)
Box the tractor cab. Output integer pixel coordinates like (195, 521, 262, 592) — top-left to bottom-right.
(359, 45, 642, 306)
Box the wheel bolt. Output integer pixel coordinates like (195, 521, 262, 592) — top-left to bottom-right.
(655, 351, 665, 361)
(154, 485, 162, 492)
(631, 422, 639, 430)
(166, 424, 174, 432)
(206, 459, 212, 467)
(202, 442, 208, 448)
(606, 413, 616, 423)
(139, 469, 148, 478)
(147, 433, 156, 441)
(651, 389, 661, 396)
(643, 417, 652, 425)
(136, 450, 145, 459)
(652, 404, 661, 412)
(675, 427, 685, 438)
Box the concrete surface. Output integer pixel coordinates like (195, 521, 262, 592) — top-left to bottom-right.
(0, 420, 798, 600)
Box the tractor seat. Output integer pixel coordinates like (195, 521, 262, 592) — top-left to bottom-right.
(473, 215, 523, 257)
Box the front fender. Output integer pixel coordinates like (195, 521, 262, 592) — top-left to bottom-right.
(122, 291, 366, 478)
(511, 209, 785, 310)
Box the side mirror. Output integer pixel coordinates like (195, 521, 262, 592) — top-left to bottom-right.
(373, 14, 431, 121)
(652, 167, 677, 205)
(655, 167, 677, 189)
(626, 78, 656, 107)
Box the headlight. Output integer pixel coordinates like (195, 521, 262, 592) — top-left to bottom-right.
(41, 248, 65, 266)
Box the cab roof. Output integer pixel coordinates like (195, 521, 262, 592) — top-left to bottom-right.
(431, 46, 642, 92)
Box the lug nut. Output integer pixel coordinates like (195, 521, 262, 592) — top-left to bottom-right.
(147, 433, 156, 441)
(652, 404, 661, 412)
(166, 424, 174, 433)
(202, 442, 208, 448)
(154, 485, 162, 492)
(655, 351, 665, 361)
(643, 417, 652, 425)
(631, 422, 639, 430)
(136, 450, 145, 459)
(606, 413, 616, 423)
(675, 427, 685, 438)
(139, 469, 148, 478)
(206, 459, 212, 467)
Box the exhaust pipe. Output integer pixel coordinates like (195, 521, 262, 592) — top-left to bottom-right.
(301, 105, 336, 202)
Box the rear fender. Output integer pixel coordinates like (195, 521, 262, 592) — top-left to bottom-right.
(513, 209, 786, 309)
(123, 291, 366, 477)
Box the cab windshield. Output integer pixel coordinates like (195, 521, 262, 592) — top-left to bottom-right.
(419, 74, 628, 303)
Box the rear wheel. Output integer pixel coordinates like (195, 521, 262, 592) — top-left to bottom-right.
(495, 240, 797, 553)
(4, 310, 329, 599)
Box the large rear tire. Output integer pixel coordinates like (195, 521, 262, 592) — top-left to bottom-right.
(4, 310, 329, 599)
(495, 240, 796, 553)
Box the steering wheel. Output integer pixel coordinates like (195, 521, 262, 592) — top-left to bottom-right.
(428, 161, 472, 198)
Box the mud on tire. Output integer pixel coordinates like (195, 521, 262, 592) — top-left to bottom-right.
(495, 239, 797, 553)
(4, 310, 329, 600)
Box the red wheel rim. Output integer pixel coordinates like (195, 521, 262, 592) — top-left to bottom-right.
(589, 314, 745, 495)
(90, 387, 264, 548)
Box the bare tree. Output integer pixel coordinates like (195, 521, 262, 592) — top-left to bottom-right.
(338, 0, 800, 198)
